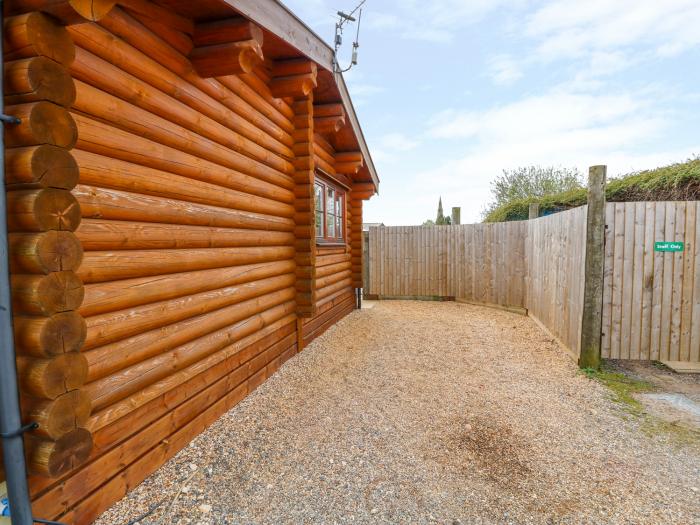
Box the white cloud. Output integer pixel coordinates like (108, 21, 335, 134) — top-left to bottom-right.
(526, 0, 700, 61)
(416, 86, 687, 222)
(371, 132, 420, 165)
(487, 54, 523, 85)
(367, 0, 513, 42)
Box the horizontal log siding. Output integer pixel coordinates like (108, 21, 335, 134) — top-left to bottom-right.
(301, 135, 355, 345)
(27, 10, 304, 525)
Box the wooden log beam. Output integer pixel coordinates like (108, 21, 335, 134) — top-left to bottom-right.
(5, 101, 77, 149)
(272, 59, 317, 78)
(71, 111, 295, 199)
(22, 390, 91, 440)
(6, 188, 81, 232)
(190, 17, 264, 78)
(9, 230, 83, 273)
(79, 246, 295, 283)
(351, 190, 375, 200)
(193, 17, 263, 47)
(88, 311, 295, 432)
(87, 298, 296, 410)
(352, 182, 375, 194)
(4, 57, 75, 107)
(336, 151, 363, 164)
(69, 45, 294, 164)
(81, 259, 295, 317)
(68, 25, 294, 154)
(84, 273, 295, 353)
(314, 115, 345, 135)
(5, 145, 79, 190)
(30, 324, 296, 520)
(28, 428, 92, 478)
(16, 352, 88, 399)
(314, 103, 345, 134)
(73, 184, 294, 233)
(14, 312, 86, 357)
(11, 271, 84, 316)
(336, 160, 363, 176)
(118, 0, 193, 35)
(190, 40, 263, 78)
(3, 12, 75, 66)
(76, 220, 294, 251)
(8, 0, 117, 25)
(270, 73, 317, 100)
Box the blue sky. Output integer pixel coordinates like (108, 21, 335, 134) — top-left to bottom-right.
(283, 0, 700, 224)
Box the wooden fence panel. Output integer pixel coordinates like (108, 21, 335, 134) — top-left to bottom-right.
(602, 201, 700, 362)
(366, 223, 527, 306)
(366, 202, 700, 363)
(526, 206, 587, 356)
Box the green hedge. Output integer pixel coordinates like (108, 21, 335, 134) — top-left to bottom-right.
(484, 157, 700, 223)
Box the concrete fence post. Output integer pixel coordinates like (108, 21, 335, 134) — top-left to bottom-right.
(528, 203, 540, 220)
(451, 207, 461, 225)
(579, 165, 607, 369)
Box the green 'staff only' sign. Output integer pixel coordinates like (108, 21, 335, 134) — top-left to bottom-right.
(655, 242, 684, 252)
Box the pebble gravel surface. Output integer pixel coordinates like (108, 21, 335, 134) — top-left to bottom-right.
(94, 301, 700, 525)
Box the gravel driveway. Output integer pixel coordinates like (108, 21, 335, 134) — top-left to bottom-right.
(95, 301, 700, 525)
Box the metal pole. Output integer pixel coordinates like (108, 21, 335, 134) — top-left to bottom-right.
(0, 0, 35, 521)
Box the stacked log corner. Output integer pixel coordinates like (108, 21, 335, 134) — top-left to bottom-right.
(290, 74, 317, 322)
(1, 1, 372, 522)
(4, 10, 92, 479)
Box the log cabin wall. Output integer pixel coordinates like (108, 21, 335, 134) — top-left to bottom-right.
(300, 132, 355, 345)
(3, 2, 376, 523)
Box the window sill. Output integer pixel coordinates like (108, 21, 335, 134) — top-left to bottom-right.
(316, 241, 347, 248)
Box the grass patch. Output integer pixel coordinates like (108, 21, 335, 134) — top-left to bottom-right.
(581, 363, 654, 416)
(485, 156, 700, 223)
(582, 363, 700, 447)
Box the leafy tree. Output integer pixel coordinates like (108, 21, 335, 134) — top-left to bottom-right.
(484, 166, 583, 218)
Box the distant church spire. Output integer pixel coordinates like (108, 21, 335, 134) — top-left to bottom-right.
(436, 197, 445, 224)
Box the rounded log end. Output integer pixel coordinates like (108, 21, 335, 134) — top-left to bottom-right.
(23, 12, 76, 66)
(26, 56, 77, 107)
(15, 311, 87, 356)
(19, 352, 88, 399)
(38, 271, 85, 314)
(32, 145, 80, 189)
(70, 0, 118, 21)
(29, 427, 93, 478)
(239, 48, 258, 74)
(37, 230, 84, 272)
(301, 79, 315, 97)
(42, 311, 88, 354)
(26, 389, 91, 440)
(35, 188, 82, 232)
(30, 102, 78, 149)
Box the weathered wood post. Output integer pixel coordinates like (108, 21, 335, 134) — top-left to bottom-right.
(528, 203, 539, 220)
(579, 165, 607, 369)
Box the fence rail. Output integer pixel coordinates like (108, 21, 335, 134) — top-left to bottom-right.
(365, 201, 700, 364)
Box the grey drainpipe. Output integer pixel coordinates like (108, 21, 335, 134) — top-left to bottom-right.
(0, 1, 39, 523)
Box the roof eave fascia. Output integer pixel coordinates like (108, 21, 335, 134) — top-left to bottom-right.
(222, 0, 379, 191)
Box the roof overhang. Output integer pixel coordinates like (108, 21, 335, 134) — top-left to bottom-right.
(220, 0, 379, 190)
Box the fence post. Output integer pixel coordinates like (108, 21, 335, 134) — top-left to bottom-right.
(528, 203, 539, 219)
(451, 207, 461, 225)
(579, 165, 607, 369)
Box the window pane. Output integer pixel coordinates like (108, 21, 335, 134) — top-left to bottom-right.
(326, 213, 335, 237)
(315, 183, 323, 212)
(337, 193, 343, 218)
(315, 211, 323, 236)
(336, 215, 343, 238)
(326, 187, 335, 216)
